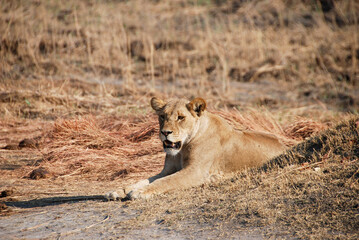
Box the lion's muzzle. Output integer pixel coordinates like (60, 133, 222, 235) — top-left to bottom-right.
(163, 140, 182, 150)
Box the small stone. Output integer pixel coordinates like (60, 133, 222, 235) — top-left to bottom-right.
(19, 138, 37, 148)
(0, 189, 14, 198)
(0, 202, 8, 210)
(29, 168, 50, 180)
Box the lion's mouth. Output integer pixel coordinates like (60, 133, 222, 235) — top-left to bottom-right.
(163, 140, 182, 150)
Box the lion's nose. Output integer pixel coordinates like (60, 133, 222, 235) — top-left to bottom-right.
(161, 130, 173, 136)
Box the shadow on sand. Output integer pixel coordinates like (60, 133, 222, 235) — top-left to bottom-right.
(4, 195, 109, 208)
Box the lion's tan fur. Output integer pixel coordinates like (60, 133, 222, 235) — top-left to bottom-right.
(116, 97, 286, 199)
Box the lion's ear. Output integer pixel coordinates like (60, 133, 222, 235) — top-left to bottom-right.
(187, 98, 207, 117)
(151, 97, 166, 111)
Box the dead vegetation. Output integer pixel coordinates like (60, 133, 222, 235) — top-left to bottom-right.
(215, 109, 328, 146)
(0, 0, 358, 238)
(1, 0, 358, 111)
(40, 114, 162, 180)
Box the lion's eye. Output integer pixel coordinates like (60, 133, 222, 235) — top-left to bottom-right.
(159, 115, 165, 121)
(177, 115, 185, 121)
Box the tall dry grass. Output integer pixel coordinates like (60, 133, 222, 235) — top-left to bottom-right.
(1, 0, 357, 109)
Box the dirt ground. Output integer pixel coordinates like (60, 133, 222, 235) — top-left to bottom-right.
(1, 0, 358, 239)
(0, 199, 270, 239)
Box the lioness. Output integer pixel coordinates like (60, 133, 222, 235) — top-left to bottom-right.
(107, 97, 285, 200)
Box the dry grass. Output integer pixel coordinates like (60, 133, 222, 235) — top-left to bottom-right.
(35, 114, 163, 180)
(215, 109, 328, 146)
(284, 117, 329, 140)
(1, 0, 358, 111)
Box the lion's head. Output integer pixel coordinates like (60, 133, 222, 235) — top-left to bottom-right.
(151, 97, 207, 155)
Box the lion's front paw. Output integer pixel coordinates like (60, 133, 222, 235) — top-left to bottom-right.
(127, 189, 152, 200)
(104, 189, 126, 201)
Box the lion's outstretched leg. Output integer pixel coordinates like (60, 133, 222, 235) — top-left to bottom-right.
(105, 155, 181, 200)
(124, 179, 150, 194)
(127, 166, 208, 199)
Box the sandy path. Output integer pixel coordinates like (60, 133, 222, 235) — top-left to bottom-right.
(1, 200, 177, 239)
(0, 197, 267, 239)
